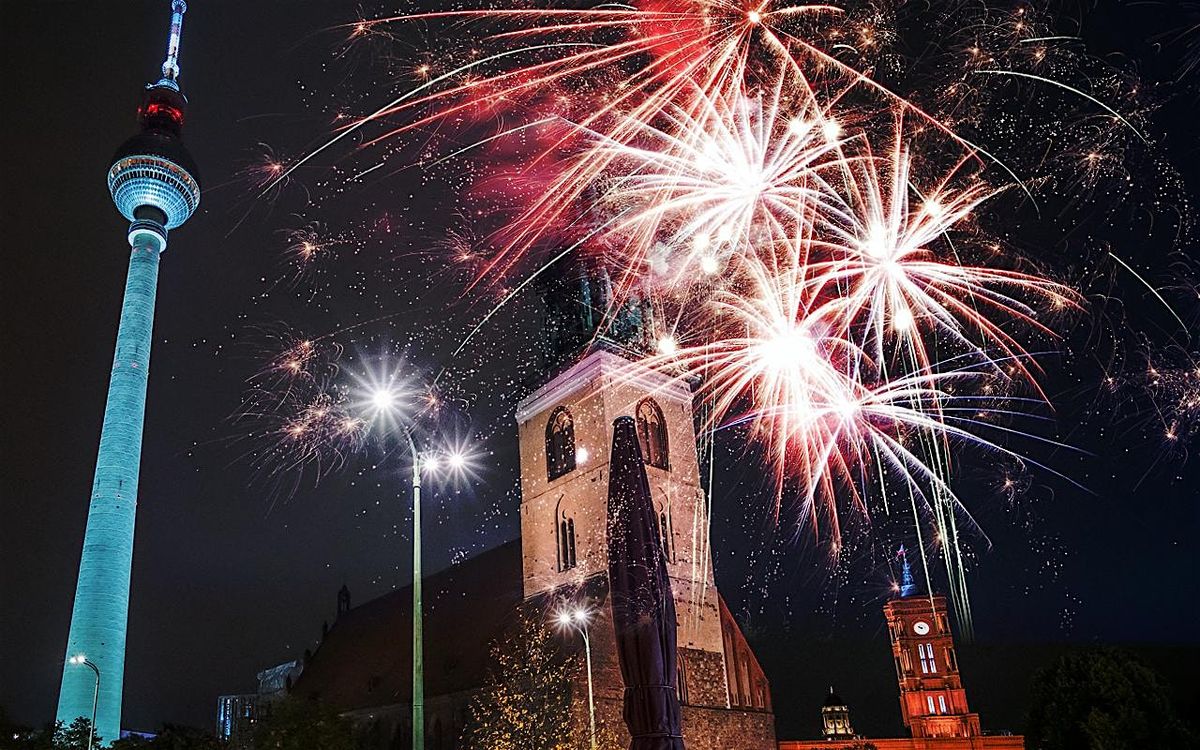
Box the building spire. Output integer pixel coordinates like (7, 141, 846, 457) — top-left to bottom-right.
(898, 544, 916, 597)
(160, 1, 187, 84)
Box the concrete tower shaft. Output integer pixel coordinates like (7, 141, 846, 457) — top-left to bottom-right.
(56, 2, 199, 743)
(56, 231, 163, 744)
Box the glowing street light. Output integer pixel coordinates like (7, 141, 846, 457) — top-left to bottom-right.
(370, 387, 399, 412)
(555, 606, 597, 750)
(356, 369, 475, 750)
(68, 656, 100, 750)
(361, 382, 428, 748)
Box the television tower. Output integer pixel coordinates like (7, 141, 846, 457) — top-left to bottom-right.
(56, 2, 200, 742)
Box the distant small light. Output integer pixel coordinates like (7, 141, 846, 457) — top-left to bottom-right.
(576, 447, 589, 464)
(656, 336, 678, 356)
(700, 256, 719, 275)
(747, 10, 762, 24)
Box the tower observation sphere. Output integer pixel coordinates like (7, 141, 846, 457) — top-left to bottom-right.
(56, 1, 200, 744)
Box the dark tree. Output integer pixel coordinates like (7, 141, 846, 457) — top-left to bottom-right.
(250, 698, 354, 750)
(53, 720, 101, 750)
(1, 719, 101, 750)
(109, 725, 222, 750)
(0, 708, 47, 750)
(1026, 649, 1195, 750)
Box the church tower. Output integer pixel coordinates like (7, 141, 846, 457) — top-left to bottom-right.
(515, 349, 730, 705)
(882, 550, 981, 739)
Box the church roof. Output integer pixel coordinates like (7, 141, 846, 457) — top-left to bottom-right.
(292, 540, 525, 709)
(823, 688, 847, 708)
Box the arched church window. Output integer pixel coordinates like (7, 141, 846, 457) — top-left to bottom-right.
(559, 517, 577, 571)
(636, 398, 669, 469)
(546, 406, 576, 480)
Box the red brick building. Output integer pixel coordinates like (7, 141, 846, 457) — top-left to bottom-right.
(779, 559, 1023, 750)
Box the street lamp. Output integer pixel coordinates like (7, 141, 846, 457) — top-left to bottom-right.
(361, 379, 473, 750)
(68, 655, 100, 750)
(555, 607, 597, 750)
(364, 384, 427, 749)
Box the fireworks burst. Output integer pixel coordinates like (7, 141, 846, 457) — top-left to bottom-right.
(242, 0, 1195, 631)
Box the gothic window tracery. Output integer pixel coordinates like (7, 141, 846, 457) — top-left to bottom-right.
(635, 398, 669, 469)
(546, 406, 576, 480)
(559, 517, 577, 571)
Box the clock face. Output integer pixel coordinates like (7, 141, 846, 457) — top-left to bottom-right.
(913, 621, 930, 635)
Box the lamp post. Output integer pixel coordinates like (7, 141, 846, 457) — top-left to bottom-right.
(68, 656, 100, 750)
(556, 608, 597, 750)
(366, 386, 425, 749)
(364, 383, 470, 750)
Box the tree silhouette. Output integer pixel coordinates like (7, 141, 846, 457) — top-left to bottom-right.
(251, 698, 354, 750)
(1026, 649, 1195, 750)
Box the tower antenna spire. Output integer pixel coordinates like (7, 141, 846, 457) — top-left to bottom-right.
(898, 545, 916, 597)
(160, 1, 187, 83)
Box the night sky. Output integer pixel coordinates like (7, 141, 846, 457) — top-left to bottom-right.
(2, 0, 1198, 741)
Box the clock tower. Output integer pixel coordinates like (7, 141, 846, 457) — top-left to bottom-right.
(882, 549, 981, 739)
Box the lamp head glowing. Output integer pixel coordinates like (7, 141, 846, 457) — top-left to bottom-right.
(370, 388, 399, 413)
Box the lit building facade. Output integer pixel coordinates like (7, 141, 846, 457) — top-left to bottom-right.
(515, 348, 776, 748)
(821, 689, 855, 740)
(216, 660, 302, 746)
(56, 2, 200, 743)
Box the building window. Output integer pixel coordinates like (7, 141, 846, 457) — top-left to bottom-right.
(546, 406, 576, 480)
(559, 517, 577, 571)
(927, 695, 937, 714)
(938, 695, 947, 714)
(918, 643, 929, 674)
(636, 398, 669, 469)
(946, 647, 957, 672)
(676, 653, 689, 705)
(926, 643, 937, 673)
